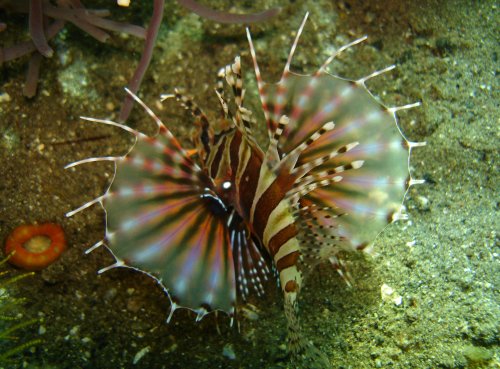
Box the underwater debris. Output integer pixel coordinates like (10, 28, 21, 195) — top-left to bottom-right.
(222, 343, 236, 360)
(0, 254, 41, 363)
(381, 283, 403, 306)
(5, 223, 67, 271)
(66, 12, 425, 368)
(132, 345, 151, 365)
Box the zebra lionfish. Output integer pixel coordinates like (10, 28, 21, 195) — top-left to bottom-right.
(66, 13, 425, 367)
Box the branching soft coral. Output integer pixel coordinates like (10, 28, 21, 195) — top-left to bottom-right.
(0, 0, 279, 122)
(0, 0, 150, 104)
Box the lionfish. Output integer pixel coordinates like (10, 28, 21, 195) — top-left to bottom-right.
(66, 13, 424, 367)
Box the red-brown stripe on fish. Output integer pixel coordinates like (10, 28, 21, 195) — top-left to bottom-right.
(66, 12, 425, 368)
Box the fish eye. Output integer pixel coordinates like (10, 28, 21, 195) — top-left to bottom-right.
(222, 181, 232, 190)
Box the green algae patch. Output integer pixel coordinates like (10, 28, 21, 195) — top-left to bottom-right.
(463, 345, 494, 367)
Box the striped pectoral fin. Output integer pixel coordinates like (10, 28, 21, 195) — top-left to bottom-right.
(102, 131, 236, 316)
(106, 192, 236, 315)
(302, 139, 409, 252)
(279, 77, 412, 253)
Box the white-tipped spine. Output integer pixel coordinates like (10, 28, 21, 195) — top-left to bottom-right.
(318, 35, 368, 74)
(388, 102, 421, 114)
(64, 156, 122, 169)
(124, 87, 164, 130)
(408, 178, 426, 186)
(98, 260, 125, 274)
(282, 12, 309, 77)
(246, 27, 263, 93)
(85, 239, 105, 254)
(66, 194, 108, 217)
(408, 141, 427, 148)
(357, 65, 396, 85)
(80, 116, 140, 136)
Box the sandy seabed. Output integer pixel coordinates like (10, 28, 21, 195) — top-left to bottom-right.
(0, 1, 498, 368)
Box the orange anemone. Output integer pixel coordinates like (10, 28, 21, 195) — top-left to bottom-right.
(4, 223, 67, 271)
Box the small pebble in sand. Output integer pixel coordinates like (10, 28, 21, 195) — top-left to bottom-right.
(0, 92, 11, 103)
